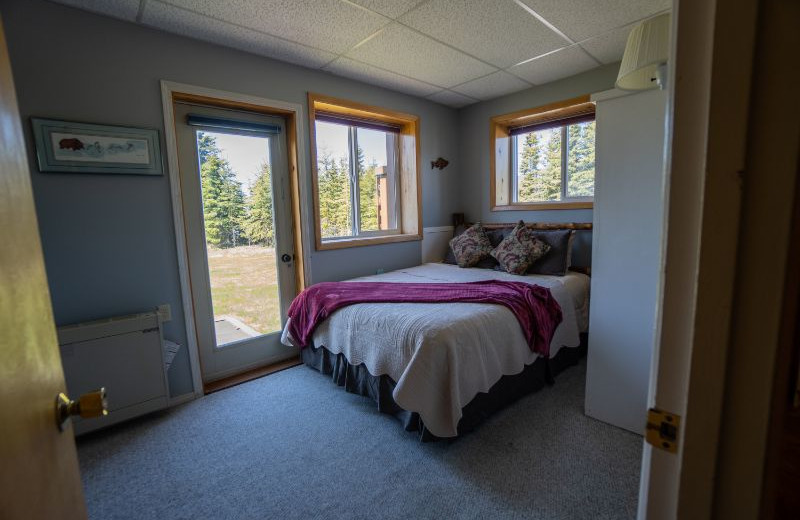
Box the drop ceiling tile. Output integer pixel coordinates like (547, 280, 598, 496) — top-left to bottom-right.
(519, 0, 670, 41)
(143, 2, 337, 68)
(509, 45, 598, 85)
(160, 0, 388, 54)
(452, 71, 531, 101)
(580, 25, 632, 64)
(325, 58, 441, 97)
(427, 90, 477, 108)
(347, 0, 424, 19)
(346, 23, 496, 88)
(399, 0, 565, 68)
(48, 0, 141, 21)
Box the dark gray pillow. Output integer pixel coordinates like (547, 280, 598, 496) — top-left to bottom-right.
(527, 230, 574, 276)
(443, 224, 466, 265)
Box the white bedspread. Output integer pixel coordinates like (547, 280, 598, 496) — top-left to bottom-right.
(281, 263, 587, 437)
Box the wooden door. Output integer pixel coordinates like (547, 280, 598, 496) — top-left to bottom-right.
(760, 125, 800, 519)
(0, 16, 87, 520)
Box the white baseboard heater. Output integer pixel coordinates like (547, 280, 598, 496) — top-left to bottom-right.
(58, 311, 170, 435)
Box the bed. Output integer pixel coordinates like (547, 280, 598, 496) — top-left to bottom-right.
(281, 257, 591, 440)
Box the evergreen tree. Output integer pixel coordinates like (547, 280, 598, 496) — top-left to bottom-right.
(357, 147, 379, 232)
(317, 150, 352, 238)
(198, 132, 246, 248)
(197, 133, 218, 164)
(566, 121, 595, 197)
(242, 162, 274, 247)
(543, 128, 562, 201)
(517, 128, 561, 202)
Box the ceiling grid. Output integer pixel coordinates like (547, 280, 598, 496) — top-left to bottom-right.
(49, 0, 670, 107)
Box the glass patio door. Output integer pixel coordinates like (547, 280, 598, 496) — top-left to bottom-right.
(174, 102, 297, 383)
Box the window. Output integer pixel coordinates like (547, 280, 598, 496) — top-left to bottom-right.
(491, 95, 595, 211)
(309, 93, 421, 250)
(511, 117, 595, 203)
(314, 118, 399, 239)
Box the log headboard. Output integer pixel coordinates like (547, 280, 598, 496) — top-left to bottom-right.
(454, 214, 593, 270)
(478, 222, 592, 231)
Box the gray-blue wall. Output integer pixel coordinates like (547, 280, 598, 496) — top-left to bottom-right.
(2, 0, 620, 397)
(1, 0, 460, 397)
(456, 65, 620, 266)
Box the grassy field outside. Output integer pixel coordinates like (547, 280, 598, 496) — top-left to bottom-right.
(206, 245, 281, 335)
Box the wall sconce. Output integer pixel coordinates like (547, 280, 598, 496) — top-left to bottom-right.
(616, 13, 671, 90)
(431, 157, 449, 170)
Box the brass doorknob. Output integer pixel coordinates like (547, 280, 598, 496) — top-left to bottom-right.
(56, 388, 108, 431)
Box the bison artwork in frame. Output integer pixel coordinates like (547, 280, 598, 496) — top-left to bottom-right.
(31, 118, 163, 175)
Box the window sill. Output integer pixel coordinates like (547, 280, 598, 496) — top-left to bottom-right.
(316, 232, 422, 251)
(492, 201, 594, 211)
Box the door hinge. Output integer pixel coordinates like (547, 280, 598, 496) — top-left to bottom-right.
(645, 408, 681, 453)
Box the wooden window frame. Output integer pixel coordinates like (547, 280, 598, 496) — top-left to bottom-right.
(490, 94, 596, 211)
(308, 93, 422, 250)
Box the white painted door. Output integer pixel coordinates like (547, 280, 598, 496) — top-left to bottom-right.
(584, 88, 668, 434)
(174, 103, 298, 383)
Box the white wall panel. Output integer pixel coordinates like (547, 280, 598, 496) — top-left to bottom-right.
(584, 88, 667, 434)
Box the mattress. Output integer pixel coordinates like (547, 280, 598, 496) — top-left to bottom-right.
(281, 263, 589, 437)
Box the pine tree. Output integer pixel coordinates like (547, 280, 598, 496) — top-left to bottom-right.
(543, 128, 563, 201)
(566, 121, 595, 197)
(317, 150, 352, 238)
(357, 147, 379, 232)
(197, 132, 246, 248)
(517, 129, 561, 202)
(242, 162, 274, 247)
(518, 131, 544, 201)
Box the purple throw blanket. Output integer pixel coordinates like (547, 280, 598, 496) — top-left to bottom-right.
(287, 280, 563, 357)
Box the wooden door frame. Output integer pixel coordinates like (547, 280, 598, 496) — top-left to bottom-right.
(160, 81, 311, 401)
(638, 0, 759, 516)
(640, 0, 799, 517)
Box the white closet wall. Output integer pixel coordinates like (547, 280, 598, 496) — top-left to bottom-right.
(584, 88, 668, 434)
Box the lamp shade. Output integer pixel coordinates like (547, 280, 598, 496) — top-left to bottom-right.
(616, 13, 671, 90)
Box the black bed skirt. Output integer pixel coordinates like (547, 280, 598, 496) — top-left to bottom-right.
(301, 334, 588, 442)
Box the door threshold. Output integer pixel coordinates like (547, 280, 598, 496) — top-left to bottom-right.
(203, 356, 301, 394)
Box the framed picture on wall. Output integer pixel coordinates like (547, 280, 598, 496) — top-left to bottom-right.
(31, 118, 163, 175)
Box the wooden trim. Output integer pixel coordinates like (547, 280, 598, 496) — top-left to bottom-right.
(489, 95, 595, 212)
(491, 94, 593, 126)
(315, 232, 422, 251)
(307, 93, 324, 252)
(490, 120, 511, 209)
(478, 221, 592, 230)
(160, 80, 311, 395)
(491, 201, 594, 211)
(284, 114, 305, 291)
(171, 92, 294, 116)
(309, 92, 419, 123)
(705, 0, 799, 514)
(203, 356, 302, 394)
(761, 143, 800, 518)
(308, 92, 422, 250)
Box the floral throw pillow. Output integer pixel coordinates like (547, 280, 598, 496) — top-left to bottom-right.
(449, 223, 493, 268)
(491, 221, 551, 274)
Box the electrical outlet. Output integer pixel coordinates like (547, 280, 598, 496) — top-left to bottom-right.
(157, 304, 172, 322)
(376, 268, 385, 275)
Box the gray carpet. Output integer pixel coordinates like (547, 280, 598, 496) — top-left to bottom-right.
(77, 360, 642, 520)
